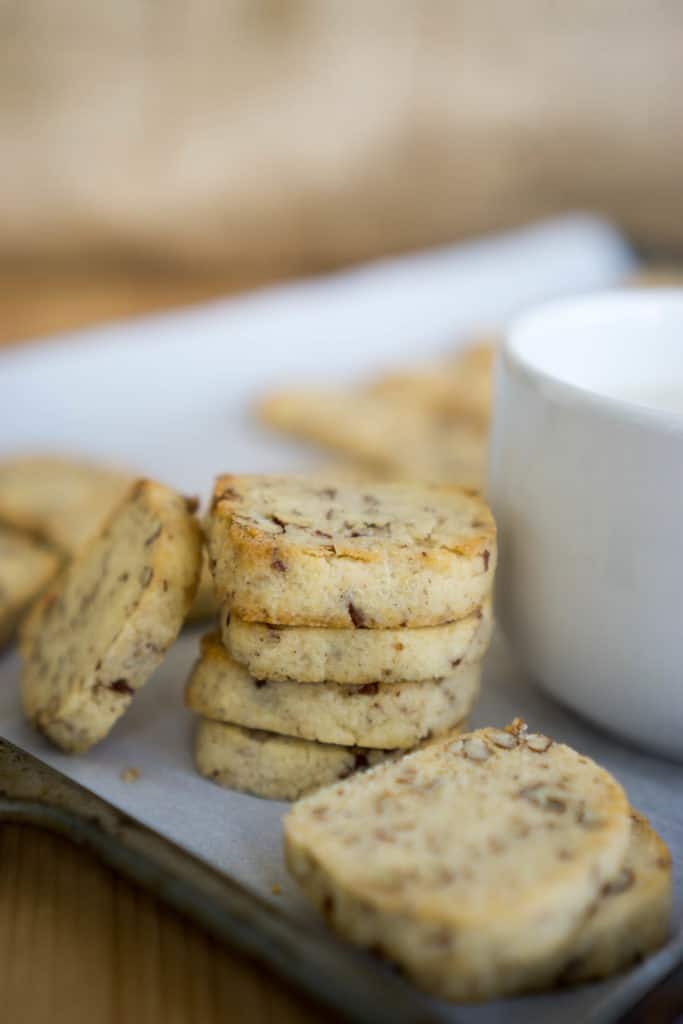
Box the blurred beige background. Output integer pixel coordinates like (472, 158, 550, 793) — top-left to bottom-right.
(2, 1, 683, 273)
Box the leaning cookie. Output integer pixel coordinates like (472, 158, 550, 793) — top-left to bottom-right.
(0, 455, 132, 555)
(186, 633, 479, 749)
(0, 525, 60, 648)
(207, 476, 496, 628)
(224, 601, 492, 684)
(284, 719, 631, 1002)
(21, 479, 202, 753)
(194, 719, 401, 801)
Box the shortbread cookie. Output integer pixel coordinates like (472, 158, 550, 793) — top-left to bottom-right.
(186, 633, 480, 748)
(21, 480, 202, 752)
(284, 719, 631, 1002)
(257, 389, 487, 488)
(207, 476, 496, 628)
(551, 810, 671, 986)
(195, 719, 399, 800)
(0, 525, 60, 648)
(224, 601, 492, 684)
(370, 340, 496, 428)
(0, 455, 132, 555)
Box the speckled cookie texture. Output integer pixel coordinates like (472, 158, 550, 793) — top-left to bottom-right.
(224, 600, 492, 684)
(186, 633, 480, 748)
(550, 810, 671, 986)
(284, 719, 632, 1002)
(0, 525, 60, 647)
(257, 390, 487, 488)
(194, 719, 400, 801)
(0, 455, 133, 555)
(21, 479, 202, 753)
(207, 476, 496, 628)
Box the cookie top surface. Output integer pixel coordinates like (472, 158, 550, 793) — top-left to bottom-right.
(285, 719, 630, 925)
(0, 455, 132, 555)
(21, 478, 201, 752)
(212, 475, 493, 557)
(208, 476, 496, 627)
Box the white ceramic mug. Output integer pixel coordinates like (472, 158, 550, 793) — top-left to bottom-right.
(489, 290, 683, 761)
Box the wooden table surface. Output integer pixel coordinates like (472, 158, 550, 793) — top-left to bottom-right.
(0, 264, 333, 1024)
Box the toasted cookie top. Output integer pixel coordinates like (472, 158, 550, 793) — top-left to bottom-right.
(208, 475, 496, 627)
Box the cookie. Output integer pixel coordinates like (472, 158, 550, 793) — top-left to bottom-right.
(551, 810, 671, 986)
(0, 525, 60, 648)
(0, 455, 132, 555)
(194, 719, 399, 801)
(21, 479, 202, 753)
(257, 389, 487, 488)
(284, 719, 631, 1002)
(186, 633, 480, 748)
(207, 476, 496, 628)
(370, 340, 496, 428)
(224, 600, 492, 684)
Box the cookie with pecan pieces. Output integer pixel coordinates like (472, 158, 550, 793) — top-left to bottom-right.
(186, 633, 479, 749)
(207, 476, 496, 628)
(550, 810, 671, 986)
(21, 479, 202, 752)
(224, 599, 492, 685)
(284, 719, 632, 1002)
(194, 719, 401, 801)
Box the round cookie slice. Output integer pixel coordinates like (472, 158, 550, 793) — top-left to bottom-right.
(186, 633, 480, 749)
(0, 525, 60, 648)
(196, 719, 406, 801)
(207, 476, 496, 628)
(224, 600, 492, 684)
(284, 719, 631, 1002)
(21, 479, 202, 753)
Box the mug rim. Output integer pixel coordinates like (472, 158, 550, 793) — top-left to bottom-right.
(504, 288, 683, 435)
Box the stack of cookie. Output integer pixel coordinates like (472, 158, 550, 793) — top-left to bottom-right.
(186, 474, 497, 800)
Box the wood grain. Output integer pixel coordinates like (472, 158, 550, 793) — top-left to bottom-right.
(0, 825, 330, 1024)
(0, 266, 328, 1024)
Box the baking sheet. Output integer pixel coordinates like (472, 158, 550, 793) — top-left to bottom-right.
(3, 215, 680, 1022)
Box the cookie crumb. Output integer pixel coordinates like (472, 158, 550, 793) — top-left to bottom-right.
(120, 766, 141, 783)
